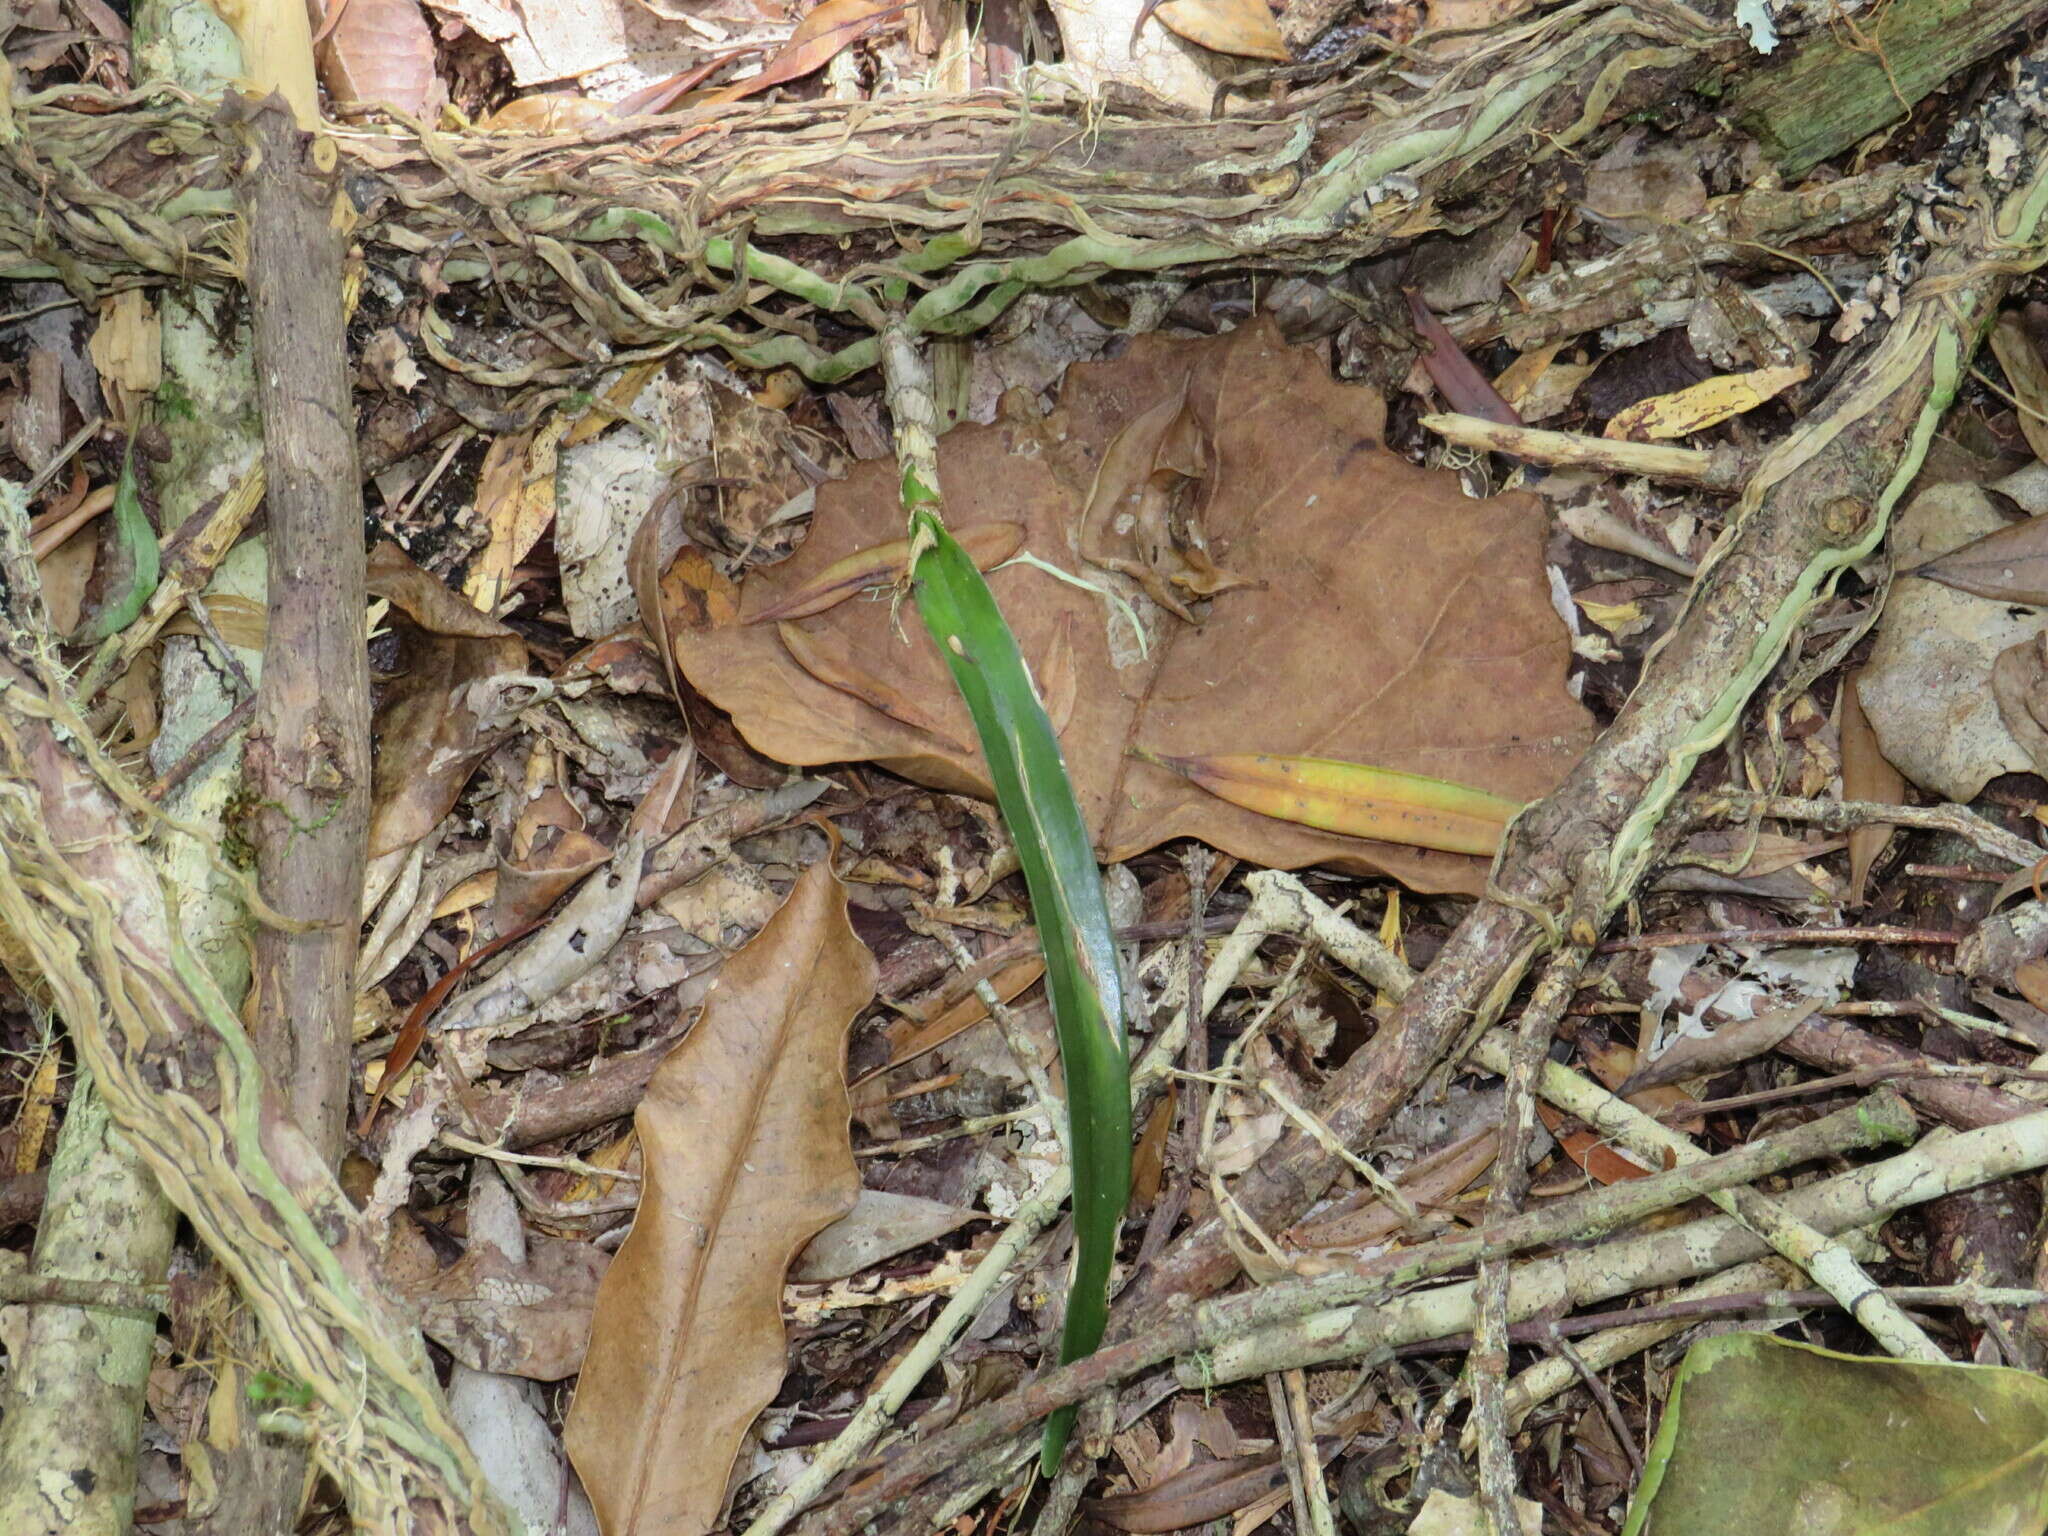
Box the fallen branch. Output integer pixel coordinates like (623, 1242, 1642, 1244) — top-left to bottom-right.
(805, 1098, 2048, 1529)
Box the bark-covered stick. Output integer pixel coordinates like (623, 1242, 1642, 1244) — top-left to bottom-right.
(806, 1103, 2048, 1533)
(1466, 1033, 1944, 1361)
(238, 92, 371, 1159)
(1194, 1105, 2048, 1384)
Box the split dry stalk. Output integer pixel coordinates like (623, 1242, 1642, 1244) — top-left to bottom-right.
(1421, 413, 1755, 490)
(0, 660, 509, 1535)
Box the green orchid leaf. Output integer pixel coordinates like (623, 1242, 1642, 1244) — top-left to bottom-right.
(1625, 1332, 2048, 1535)
(70, 432, 161, 646)
(909, 508, 1131, 1473)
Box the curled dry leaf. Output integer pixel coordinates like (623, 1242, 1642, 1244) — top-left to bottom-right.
(629, 496, 787, 789)
(1839, 669, 1902, 908)
(365, 541, 530, 857)
(564, 862, 877, 1536)
(1993, 630, 2048, 780)
(1152, 0, 1291, 61)
(1991, 312, 2048, 464)
(315, 0, 448, 119)
(662, 320, 1592, 896)
(1406, 289, 1520, 426)
(1617, 1001, 1820, 1095)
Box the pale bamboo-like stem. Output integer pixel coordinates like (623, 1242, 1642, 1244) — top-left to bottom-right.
(1421, 413, 1753, 490)
(1244, 871, 1944, 1361)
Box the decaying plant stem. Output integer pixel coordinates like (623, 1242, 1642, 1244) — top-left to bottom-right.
(2, 0, 1751, 390)
(0, 480, 177, 1536)
(0, 660, 508, 1534)
(1421, 413, 1756, 490)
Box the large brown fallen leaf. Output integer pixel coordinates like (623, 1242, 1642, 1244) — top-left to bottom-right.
(564, 862, 877, 1536)
(661, 319, 1593, 895)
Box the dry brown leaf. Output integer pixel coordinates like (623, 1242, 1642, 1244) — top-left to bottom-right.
(366, 542, 530, 857)
(1153, 0, 1290, 61)
(315, 0, 448, 119)
(1992, 313, 2048, 465)
(2015, 957, 2048, 1014)
(629, 496, 787, 789)
(1841, 669, 1903, 907)
(1907, 509, 2048, 606)
(861, 956, 1046, 1083)
(1617, 1001, 1821, 1095)
(1993, 631, 2048, 780)
(477, 93, 618, 134)
(791, 1188, 979, 1282)
(1288, 1125, 1497, 1249)
(464, 423, 562, 612)
(704, 0, 906, 105)
(663, 320, 1592, 895)
(564, 862, 877, 1535)
(414, 1231, 608, 1382)
(86, 289, 159, 426)
(1086, 1451, 1294, 1532)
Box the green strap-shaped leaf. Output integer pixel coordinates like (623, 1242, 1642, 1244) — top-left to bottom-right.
(909, 507, 1131, 1472)
(69, 432, 160, 646)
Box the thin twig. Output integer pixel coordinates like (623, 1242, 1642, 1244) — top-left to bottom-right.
(1598, 924, 1958, 951)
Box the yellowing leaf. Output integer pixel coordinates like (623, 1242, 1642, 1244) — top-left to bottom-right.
(1575, 596, 1646, 636)
(1154, 0, 1290, 61)
(564, 863, 877, 1535)
(463, 421, 563, 612)
(1139, 749, 1520, 857)
(1604, 363, 1808, 441)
